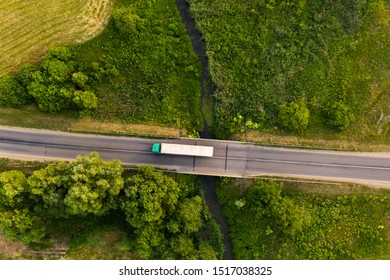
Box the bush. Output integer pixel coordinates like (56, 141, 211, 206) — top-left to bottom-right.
(112, 6, 143, 34)
(0, 75, 31, 107)
(73, 90, 98, 110)
(278, 99, 310, 133)
(324, 101, 355, 131)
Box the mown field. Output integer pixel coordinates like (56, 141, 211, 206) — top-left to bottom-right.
(0, 0, 113, 76)
(217, 178, 390, 259)
(188, 0, 390, 143)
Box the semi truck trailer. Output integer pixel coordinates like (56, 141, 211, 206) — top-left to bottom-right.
(152, 143, 214, 157)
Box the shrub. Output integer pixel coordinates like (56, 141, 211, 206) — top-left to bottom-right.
(324, 101, 355, 131)
(0, 75, 31, 107)
(73, 90, 98, 110)
(278, 99, 310, 133)
(112, 6, 143, 34)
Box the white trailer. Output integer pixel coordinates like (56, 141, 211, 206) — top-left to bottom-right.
(152, 143, 214, 157)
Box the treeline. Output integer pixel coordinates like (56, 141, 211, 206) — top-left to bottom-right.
(188, 0, 390, 139)
(217, 178, 390, 259)
(0, 47, 117, 114)
(0, 153, 223, 259)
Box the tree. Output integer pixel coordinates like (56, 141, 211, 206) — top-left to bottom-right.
(248, 180, 305, 236)
(112, 6, 143, 34)
(120, 165, 180, 228)
(0, 75, 30, 107)
(30, 84, 73, 113)
(133, 224, 165, 258)
(64, 152, 124, 216)
(28, 153, 124, 217)
(46, 46, 74, 62)
(120, 166, 182, 258)
(324, 101, 355, 131)
(42, 58, 71, 83)
(72, 72, 89, 89)
(27, 161, 70, 218)
(0, 170, 28, 208)
(177, 196, 203, 233)
(0, 209, 45, 244)
(170, 234, 197, 259)
(73, 90, 98, 110)
(278, 99, 310, 132)
(17, 64, 39, 86)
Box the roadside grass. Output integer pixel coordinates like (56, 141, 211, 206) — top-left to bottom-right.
(0, 105, 184, 137)
(0, 157, 48, 174)
(235, 130, 390, 152)
(0, 0, 113, 76)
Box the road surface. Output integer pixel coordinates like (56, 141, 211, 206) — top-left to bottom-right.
(1, 126, 390, 186)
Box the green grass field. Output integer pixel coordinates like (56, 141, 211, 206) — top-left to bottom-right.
(188, 0, 390, 142)
(0, 0, 113, 76)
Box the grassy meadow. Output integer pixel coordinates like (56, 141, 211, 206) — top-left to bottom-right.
(188, 0, 390, 143)
(0, 0, 113, 76)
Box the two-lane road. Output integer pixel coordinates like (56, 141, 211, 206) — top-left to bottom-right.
(1, 126, 390, 186)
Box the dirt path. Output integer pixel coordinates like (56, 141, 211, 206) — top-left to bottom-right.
(175, 0, 234, 260)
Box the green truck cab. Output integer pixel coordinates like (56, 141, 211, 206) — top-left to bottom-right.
(152, 143, 161, 153)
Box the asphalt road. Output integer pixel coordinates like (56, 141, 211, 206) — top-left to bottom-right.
(1, 126, 390, 186)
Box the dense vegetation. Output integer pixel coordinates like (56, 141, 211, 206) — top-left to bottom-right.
(0, 0, 202, 133)
(188, 0, 390, 141)
(81, 0, 203, 131)
(0, 47, 116, 114)
(217, 178, 390, 259)
(0, 153, 223, 260)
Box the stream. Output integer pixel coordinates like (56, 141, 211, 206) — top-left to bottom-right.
(175, 0, 234, 260)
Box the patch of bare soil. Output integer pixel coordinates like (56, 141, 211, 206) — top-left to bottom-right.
(0, 234, 28, 259)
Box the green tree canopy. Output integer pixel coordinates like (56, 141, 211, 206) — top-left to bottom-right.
(46, 46, 75, 62)
(278, 99, 310, 133)
(0, 75, 30, 107)
(0, 170, 28, 208)
(112, 6, 143, 34)
(64, 152, 124, 216)
(28, 152, 124, 217)
(0, 209, 45, 244)
(324, 101, 355, 131)
(177, 195, 203, 233)
(72, 72, 89, 89)
(27, 161, 70, 217)
(42, 58, 72, 83)
(73, 90, 98, 110)
(120, 165, 180, 228)
(248, 180, 305, 236)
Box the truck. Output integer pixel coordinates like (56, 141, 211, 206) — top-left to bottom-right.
(152, 143, 214, 157)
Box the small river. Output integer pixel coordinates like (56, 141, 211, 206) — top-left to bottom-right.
(175, 0, 234, 260)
